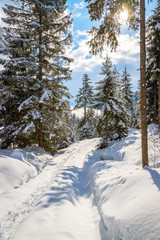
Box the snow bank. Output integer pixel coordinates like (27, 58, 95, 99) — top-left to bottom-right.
(89, 128, 160, 240)
(0, 155, 36, 194)
(0, 127, 160, 240)
(0, 147, 53, 194)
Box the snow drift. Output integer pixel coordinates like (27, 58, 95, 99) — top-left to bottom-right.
(0, 126, 160, 240)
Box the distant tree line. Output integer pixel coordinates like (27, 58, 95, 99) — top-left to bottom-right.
(0, 0, 159, 156)
(74, 59, 138, 147)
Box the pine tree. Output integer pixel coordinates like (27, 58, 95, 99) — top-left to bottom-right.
(132, 90, 141, 129)
(121, 67, 134, 126)
(85, 0, 139, 53)
(0, 2, 37, 148)
(74, 73, 96, 140)
(85, 0, 148, 167)
(146, 73, 158, 124)
(94, 56, 129, 147)
(74, 73, 94, 122)
(146, 0, 160, 128)
(77, 108, 97, 140)
(69, 113, 80, 142)
(0, 0, 72, 151)
(112, 66, 121, 99)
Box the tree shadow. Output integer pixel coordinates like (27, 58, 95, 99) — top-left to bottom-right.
(38, 150, 98, 209)
(145, 167, 160, 191)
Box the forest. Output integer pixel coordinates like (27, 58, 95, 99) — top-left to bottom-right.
(0, 1, 160, 240)
(0, 0, 159, 166)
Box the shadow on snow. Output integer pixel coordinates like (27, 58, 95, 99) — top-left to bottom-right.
(38, 150, 100, 208)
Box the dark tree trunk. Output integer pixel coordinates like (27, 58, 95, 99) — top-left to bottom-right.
(101, 111, 108, 148)
(105, 112, 108, 147)
(84, 104, 87, 123)
(38, 121, 43, 147)
(140, 0, 148, 168)
(23, 138, 27, 148)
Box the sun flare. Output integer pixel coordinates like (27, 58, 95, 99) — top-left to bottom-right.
(119, 9, 128, 23)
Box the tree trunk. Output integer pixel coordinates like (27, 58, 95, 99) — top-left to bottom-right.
(23, 138, 27, 148)
(84, 105, 87, 123)
(158, 60, 160, 132)
(140, 0, 148, 168)
(38, 121, 43, 147)
(102, 111, 108, 148)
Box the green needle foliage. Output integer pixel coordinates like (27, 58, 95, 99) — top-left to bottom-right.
(85, 0, 139, 53)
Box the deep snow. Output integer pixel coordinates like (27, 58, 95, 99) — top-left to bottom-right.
(0, 126, 160, 240)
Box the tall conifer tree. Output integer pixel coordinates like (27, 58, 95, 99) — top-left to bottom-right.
(86, 0, 149, 167)
(0, 2, 37, 148)
(74, 73, 95, 140)
(121, 67, 134, 126)
(74, 73, 94, 122)
(146, 0, 160, 128)
(94, 56, 129, 147)
(0, 0, 72, 151)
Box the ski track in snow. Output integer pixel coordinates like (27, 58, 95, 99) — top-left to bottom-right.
(0, 139, 101, 240)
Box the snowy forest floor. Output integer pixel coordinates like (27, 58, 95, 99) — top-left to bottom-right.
(0, 127, 160, 240)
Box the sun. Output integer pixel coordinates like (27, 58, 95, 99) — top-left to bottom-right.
(119, 9, 128, 23)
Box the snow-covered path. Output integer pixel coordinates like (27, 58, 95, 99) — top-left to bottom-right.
(1, 128, 160, 240)
(0, 138, 101, 240)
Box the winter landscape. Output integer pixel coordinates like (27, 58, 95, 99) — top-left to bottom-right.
(0, 0, 160, 239)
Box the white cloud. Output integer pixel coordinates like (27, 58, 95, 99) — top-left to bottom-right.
(73, 2, 85, 10)
(68, 31, 102, 73)
(72, 1, 86, 19)
(75, 30, 88, 37)
(73, 12, 82, 18)
(69, 31, 140, 74)
(109, 34, 140, 65)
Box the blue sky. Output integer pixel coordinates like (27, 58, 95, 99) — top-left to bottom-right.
(65, 0, 158, 105)
(0, 0, 158, 105)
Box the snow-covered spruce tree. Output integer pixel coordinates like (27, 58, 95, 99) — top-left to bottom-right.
(74, 73, 96, 140)
(121, 67, 134, 126)
(146, 1, 160, 127)
(20, 0, 72, 151)
(74, 73, 94, 122)
(85, 0, 139, 53)
(77, 108, 97, 140)
(86, 0, 148, 169)
(146, 68, 158, 124)
(0, 3, 38, 148)
(112, 66, 121, 99)
(94, 56, 129, 148)
(0, 0, 72, 151)
(68, 113, 80, 142)
(132, 90, 141, 129)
